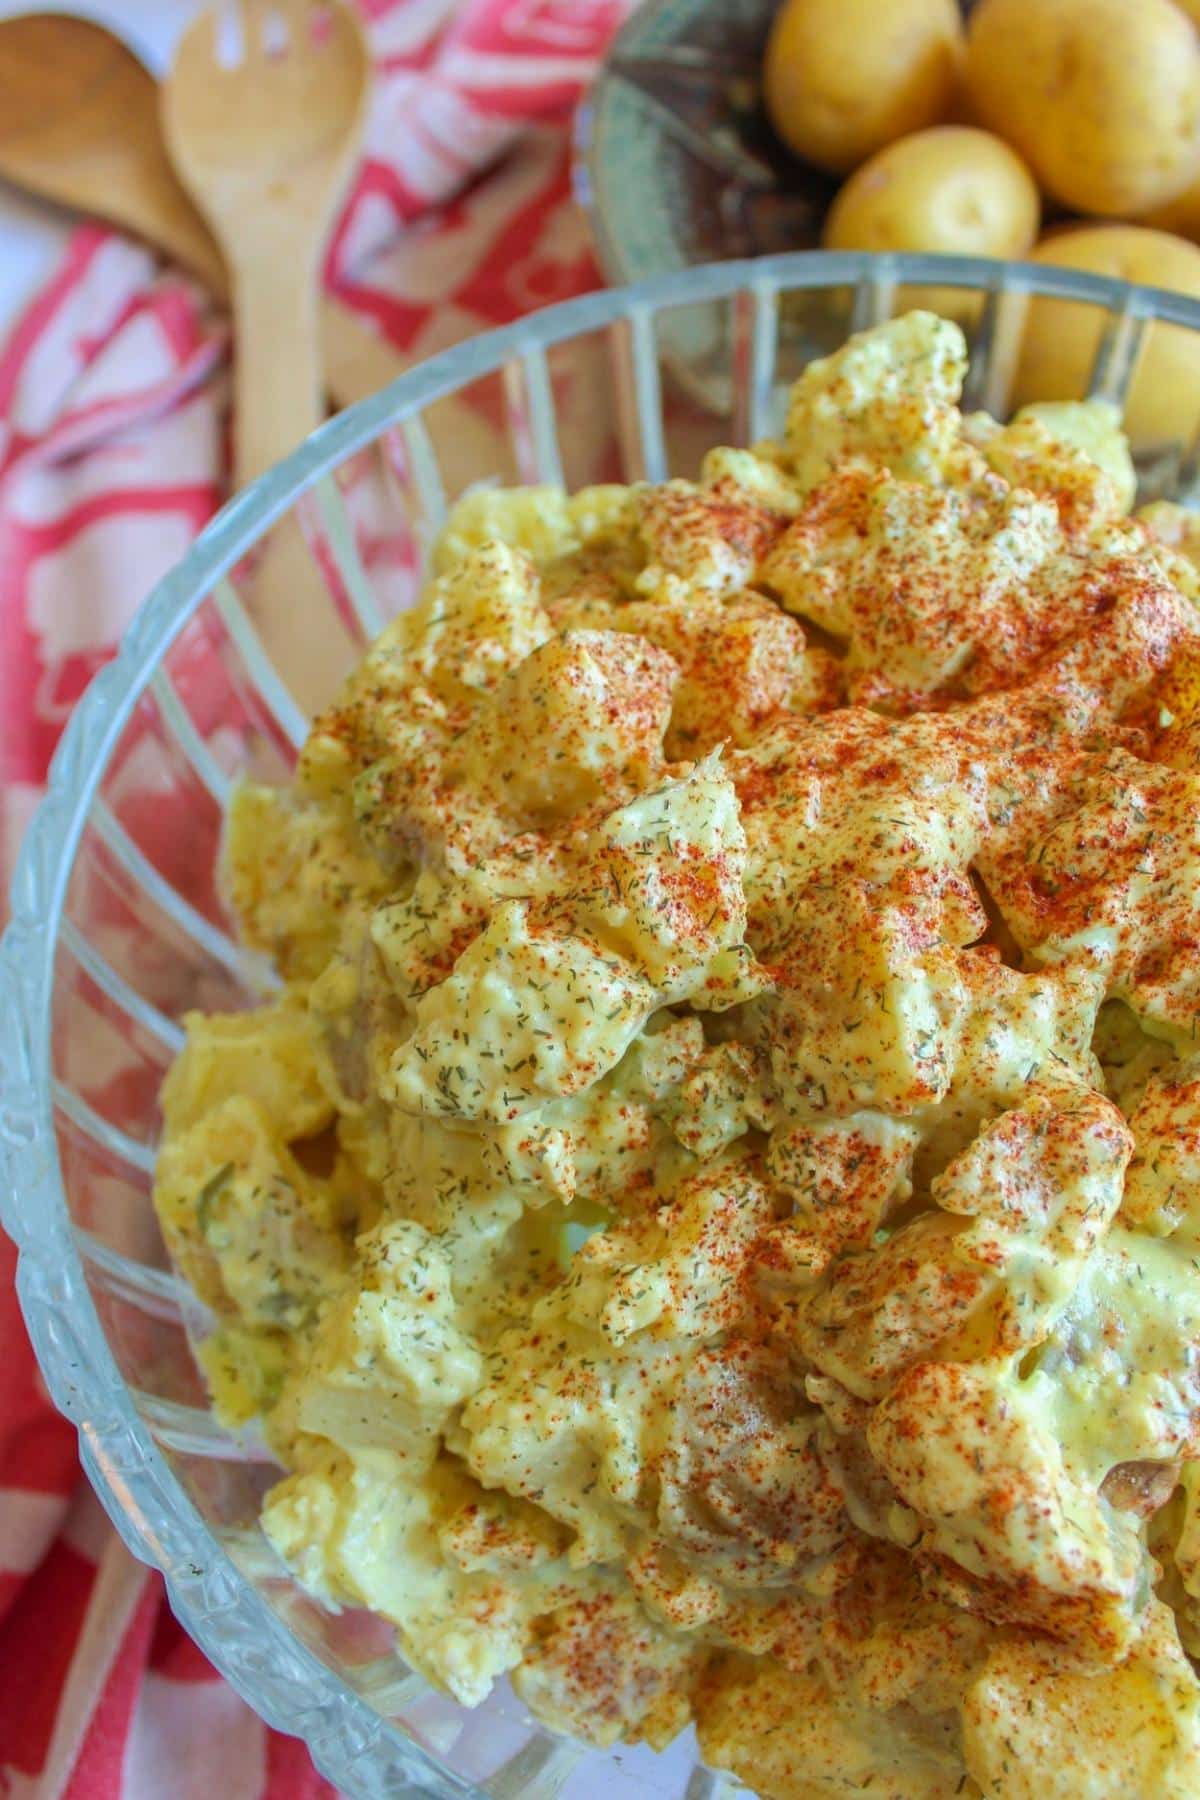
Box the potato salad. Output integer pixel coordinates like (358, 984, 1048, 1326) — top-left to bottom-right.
(155, 312, 1200, 1796)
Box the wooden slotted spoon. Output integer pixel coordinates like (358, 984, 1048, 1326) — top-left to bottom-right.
(163, 0, 372, 489)
(0, 10, 402, 409)
(162, 0, 376, 707)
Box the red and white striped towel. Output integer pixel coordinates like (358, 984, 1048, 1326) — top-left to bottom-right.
(0, 3, 630, 1791)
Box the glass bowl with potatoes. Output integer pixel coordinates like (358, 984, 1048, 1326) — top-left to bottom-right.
(578, 0, 1200, 446)
(7, 246, 1200, 1799)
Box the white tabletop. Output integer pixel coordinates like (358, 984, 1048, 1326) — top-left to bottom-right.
(0, 1, 204, 334)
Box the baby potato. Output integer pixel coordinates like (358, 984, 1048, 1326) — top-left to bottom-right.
(1141, 169, 1200, 242)
(1009, 226, 1200, 453)
(823, 127, 1039, 259)
(764, 0, 963, 175)
(965, 0, 1200, 217)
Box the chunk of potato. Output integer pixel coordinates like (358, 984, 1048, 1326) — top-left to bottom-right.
(961, 1605, 1200, 1799)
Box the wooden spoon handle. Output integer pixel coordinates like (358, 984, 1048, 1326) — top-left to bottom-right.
(247, 513, 359, 716)
(231, 247, 324, 490)
(227, 245, 360, 713)
(320, 298, 406, 409)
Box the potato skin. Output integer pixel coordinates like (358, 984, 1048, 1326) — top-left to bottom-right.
(764, 0, 963, 176)
(1012, 226, 1200, 451)
(966, 0, 1200, 217)
(823, 126, 1039, 258)
(1141, 168, 1200, 242)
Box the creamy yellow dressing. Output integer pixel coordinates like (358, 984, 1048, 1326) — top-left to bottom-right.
(154, 313, 1200, 1795)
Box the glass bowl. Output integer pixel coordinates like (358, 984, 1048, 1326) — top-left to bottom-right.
(4, 251, 1200, 1799)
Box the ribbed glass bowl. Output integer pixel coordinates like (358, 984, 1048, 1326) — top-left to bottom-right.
(5, 251, 1200, 1799)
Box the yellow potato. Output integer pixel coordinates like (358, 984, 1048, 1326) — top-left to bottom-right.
(823, 127, 1039, 259)
(1141, 169, 1200, 242)
(764, 0, 963, 176)
(966, 0, 1200, 217)
(1009, 226, 1200, 453)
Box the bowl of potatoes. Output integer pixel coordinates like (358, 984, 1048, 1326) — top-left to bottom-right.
(576, 0, 1200, 455)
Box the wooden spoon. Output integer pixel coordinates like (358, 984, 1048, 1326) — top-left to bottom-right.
(0, 12, 226, 290)
(163, 0, 371, 489)
(162, 0, 383, 710)
(0, 11, 403, 409)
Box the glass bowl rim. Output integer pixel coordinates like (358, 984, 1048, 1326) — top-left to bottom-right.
(4, 248, 1200, 1796)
